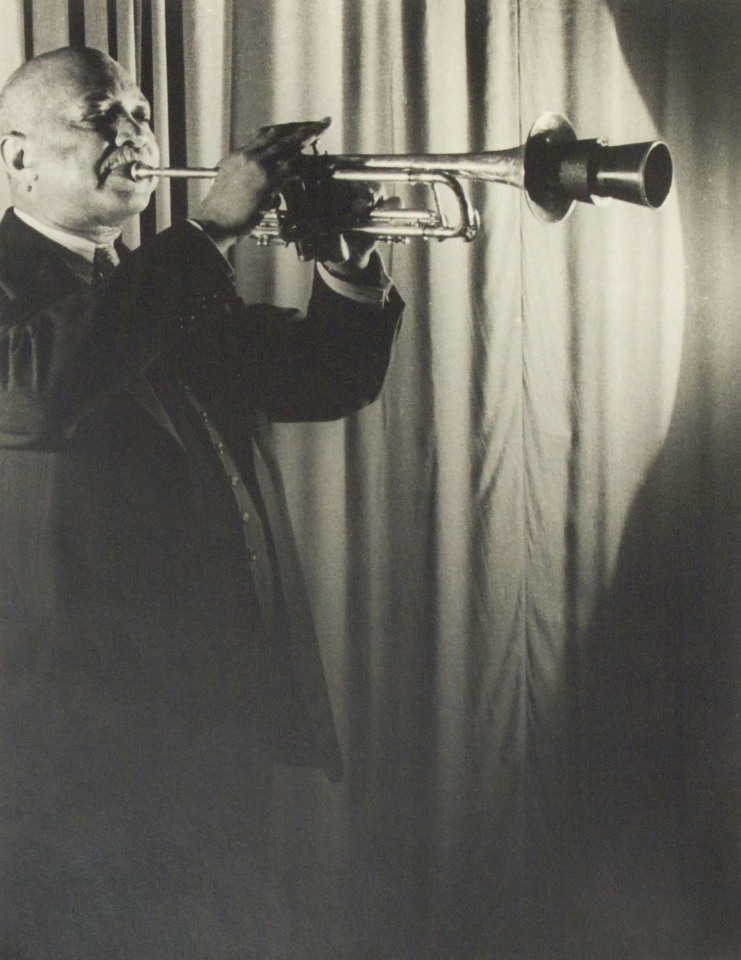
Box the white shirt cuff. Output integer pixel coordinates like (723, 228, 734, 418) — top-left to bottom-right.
(189, 219, 393, 305)
(317, 253, 392, 308)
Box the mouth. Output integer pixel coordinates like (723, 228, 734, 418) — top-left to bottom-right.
(103, 162, 135, 178)
(99, 153, 157, 185)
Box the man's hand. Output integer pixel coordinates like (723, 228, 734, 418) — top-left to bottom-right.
(322, 185, 402, 277)
(193, 118, 331, 253)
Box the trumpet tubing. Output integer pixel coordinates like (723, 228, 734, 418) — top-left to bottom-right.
(132, 113, 672, 259)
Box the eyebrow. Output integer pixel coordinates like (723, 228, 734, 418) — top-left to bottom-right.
(76, 91, 151, 113)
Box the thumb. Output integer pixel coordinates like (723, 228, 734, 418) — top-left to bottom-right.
(374, 195, 403, 212)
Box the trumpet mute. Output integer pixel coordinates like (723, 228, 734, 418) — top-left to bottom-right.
(588, 140, 673, 209)
(523, 112, 673, 221)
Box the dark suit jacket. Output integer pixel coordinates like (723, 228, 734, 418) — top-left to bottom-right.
(0, 208, 403, 784)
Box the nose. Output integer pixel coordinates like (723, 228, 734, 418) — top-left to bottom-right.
(112, 112, 149, 149)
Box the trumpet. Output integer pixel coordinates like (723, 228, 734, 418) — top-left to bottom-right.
(131, 113, 673, 261)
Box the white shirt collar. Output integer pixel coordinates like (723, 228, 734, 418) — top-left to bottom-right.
(13, 208, 121, 264)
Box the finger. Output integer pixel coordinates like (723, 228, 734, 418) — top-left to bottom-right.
(321, 234, 351, 264)
(349, 186, 379, 215)
(362, 181, 383, 203)
(375, 195, 402, 211)
(337, 235, 351, 262)
(267, 158, 296, 193)
(236, 118, 330, 156)
(257, 117, 331, 140)
(259, 118, 331, 159)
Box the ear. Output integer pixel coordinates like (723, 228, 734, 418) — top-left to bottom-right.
(0, 133, 37, 185)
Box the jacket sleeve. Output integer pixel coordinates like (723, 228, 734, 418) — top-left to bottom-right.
(0, 222, 234, 447)
(0, 221, 404, 446)
(214, 263, 405, 422)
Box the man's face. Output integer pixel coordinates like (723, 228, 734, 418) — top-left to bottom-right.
(22, 53, 160, 235)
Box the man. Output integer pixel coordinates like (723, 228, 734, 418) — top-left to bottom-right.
(0, 46, 402, 956)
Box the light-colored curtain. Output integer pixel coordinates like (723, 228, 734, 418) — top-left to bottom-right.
(1, 2, 737, 957)
(233, 1, 687, 952)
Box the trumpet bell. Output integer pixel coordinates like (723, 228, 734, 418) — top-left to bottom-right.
(524, 112, 673, 222)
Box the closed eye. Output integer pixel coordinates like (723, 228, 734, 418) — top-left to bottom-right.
(75, 114, 106, 130)
(76, 101, 151, 129)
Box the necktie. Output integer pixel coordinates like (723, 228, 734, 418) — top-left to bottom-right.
(92, 244, 120, 285)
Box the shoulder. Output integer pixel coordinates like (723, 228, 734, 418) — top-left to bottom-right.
(0, 209, 82, 308)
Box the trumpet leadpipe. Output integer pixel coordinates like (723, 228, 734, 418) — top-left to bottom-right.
(131, 163, 218, 180)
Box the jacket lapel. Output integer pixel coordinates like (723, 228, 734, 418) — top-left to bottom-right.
(0, 208, 185, 448)
(126, 376, 185, 449)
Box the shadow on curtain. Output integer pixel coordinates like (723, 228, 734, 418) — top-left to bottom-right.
(570, 3, 741, 958)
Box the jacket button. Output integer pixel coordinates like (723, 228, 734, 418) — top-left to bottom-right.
(241, 511, 251, 524)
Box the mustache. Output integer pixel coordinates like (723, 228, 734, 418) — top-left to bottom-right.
(99, 146, 153, 177)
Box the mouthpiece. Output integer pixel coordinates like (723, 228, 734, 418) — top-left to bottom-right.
(130, 162, 218, 181)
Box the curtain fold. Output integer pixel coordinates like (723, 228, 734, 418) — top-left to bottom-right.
(31, 0, 70, 54)
(83, 0, 110, 54)
(0, 8, 22, 215)
(1, 2, 736, 957)
(182, 0, 232, 209)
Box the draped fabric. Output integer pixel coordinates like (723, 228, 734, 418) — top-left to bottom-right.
(1, 2, 738, 958)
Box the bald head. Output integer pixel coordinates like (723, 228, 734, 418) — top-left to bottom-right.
(0, 46, 159, 240)
(0, 47, 124, 138)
